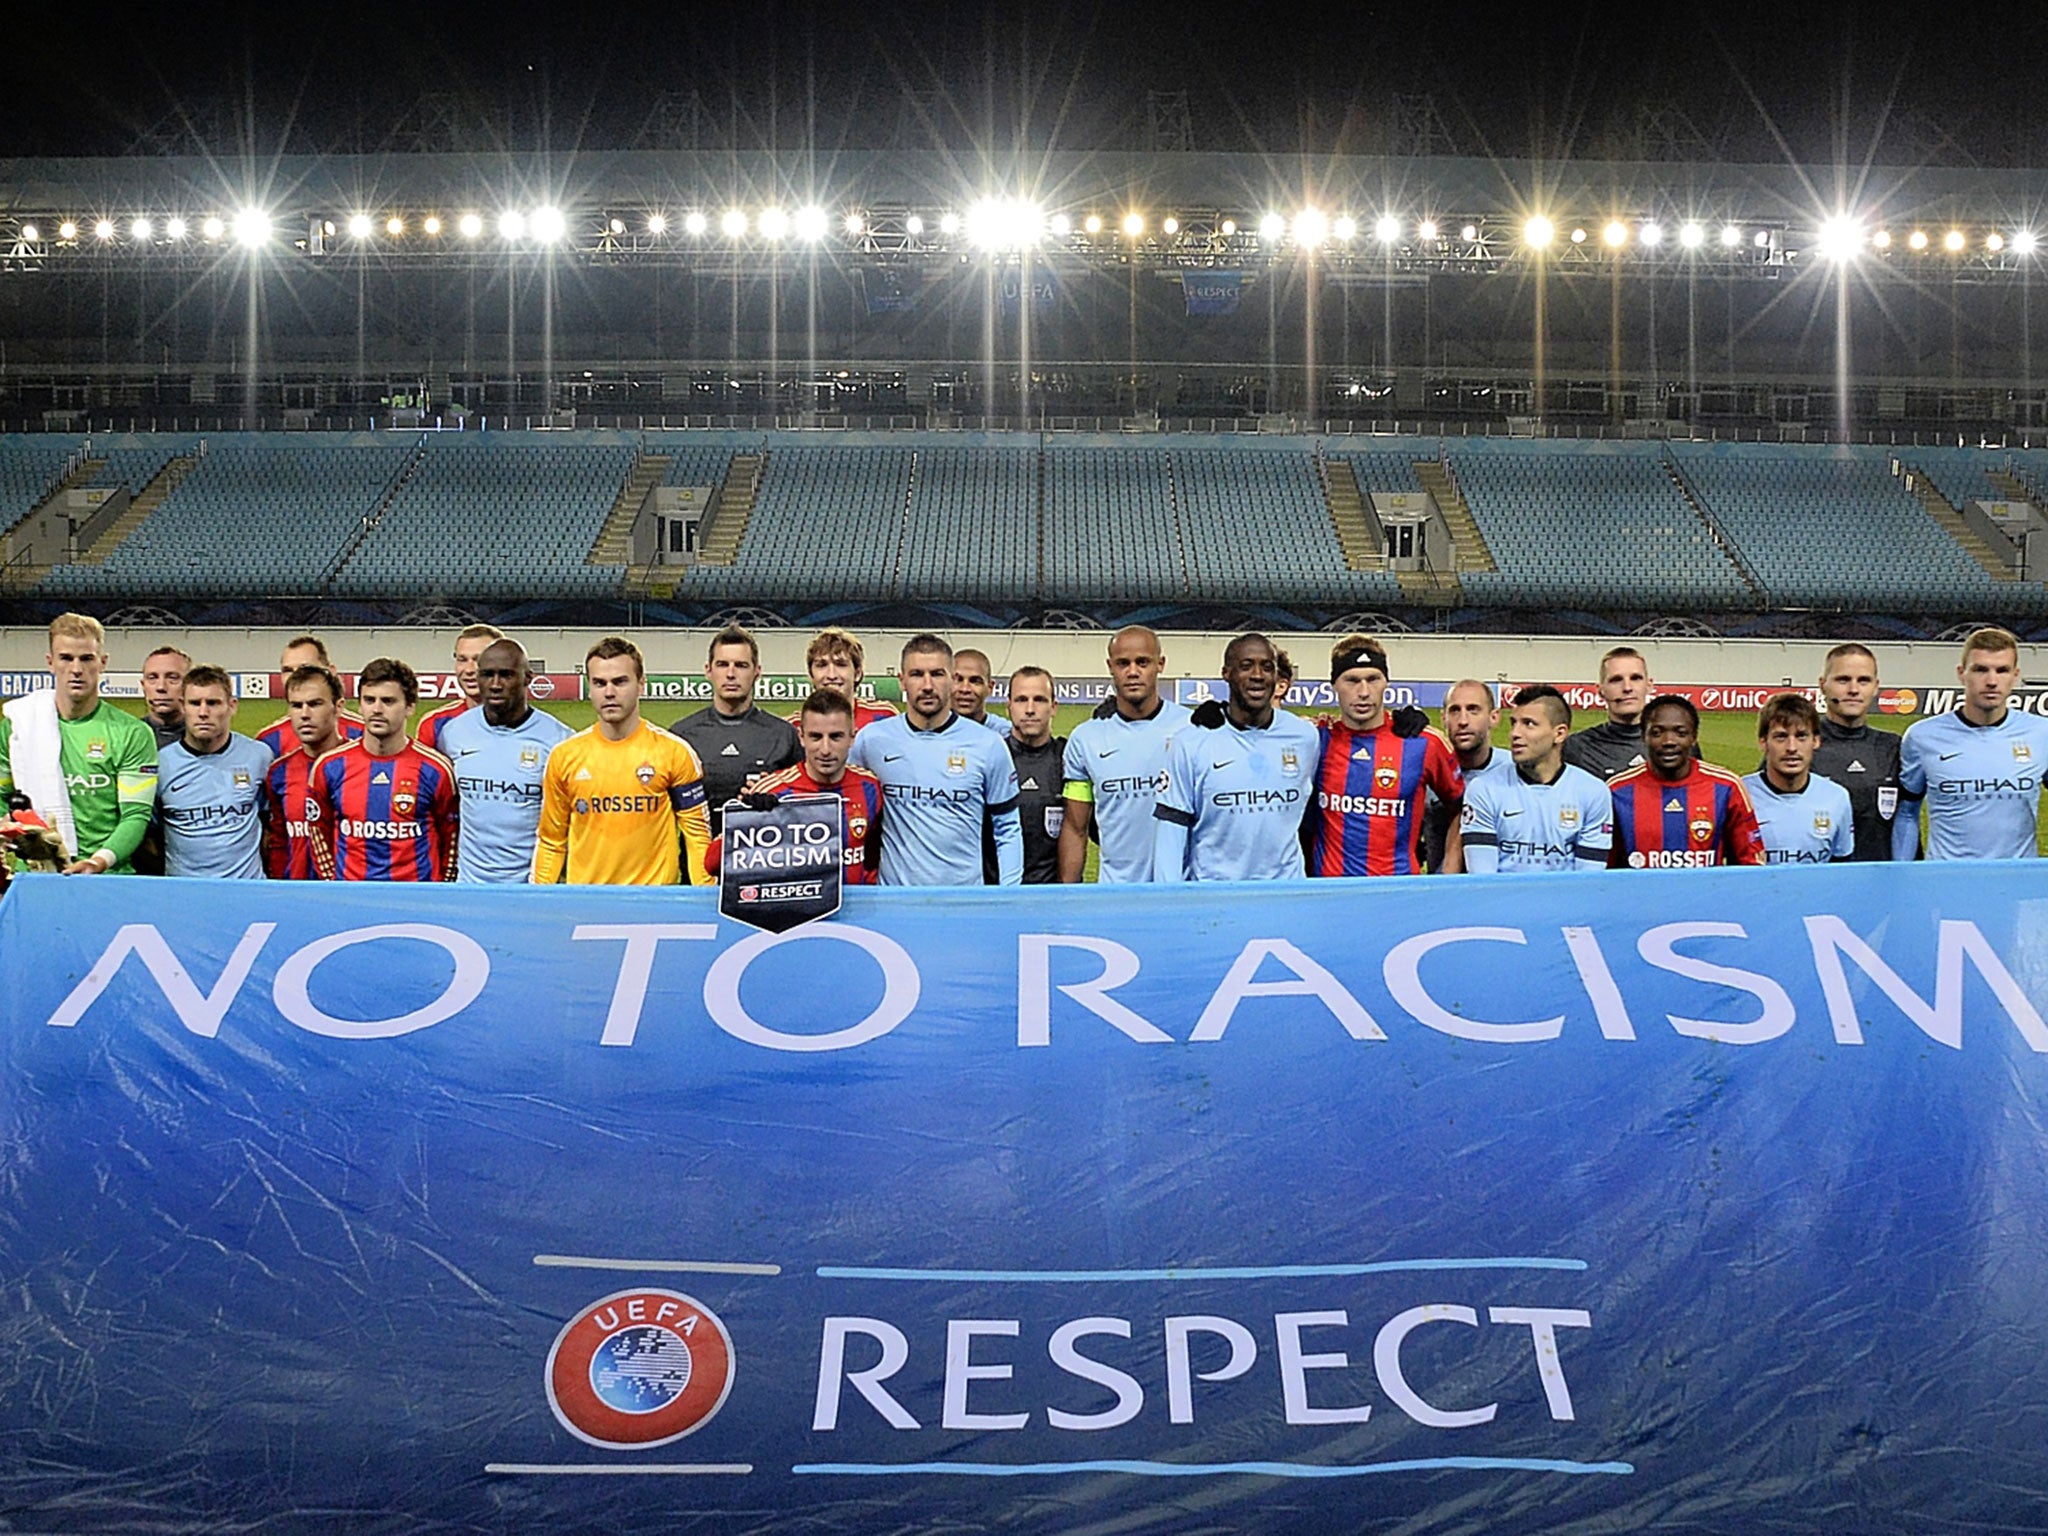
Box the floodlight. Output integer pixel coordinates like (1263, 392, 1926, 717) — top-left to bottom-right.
(1908, 229, 1928, 250)
(1460, 223, 1478, 242)
(1162, 216, 1179, 235)
(348, 213, 372, 239)
(648, 213, 669, 235)
(1333, 215, 1356, 241)
(795, 206, 828, 242)
(1816, 217, 1860, 261)
(58, 221, 77, 240)
(1123, 212, 1146, 237)
(459, 213, 483, 238)
(685, 211, 708, 236)
(530, 207, 566, 243)
(1220, 219, 1237, 236)
(1293, 208, 1326, 247)
(2016, 230, 2040, 254)
(20, 224, 36, 241)
(1083, 214, 1102, 235)
(232, 209, 270, 247)
(500, 210, 527, 239)
(904, 214, 924, 236)
(386, 216, 405, 237)
(1523, 216, 1554, 248)
(94, 219, 114, 241)
(608, 217, 625, 235)
(167, 217, 187, 239)
(1418, 219, 1438, 241)
(720, 208, 748, 238)
(1720, 224, 1741, 247)
(1048, 213, 1071, 236)
(844, 212, 865, 235)
(1943, 228, 1965, 252)
(758, 208, 788, 240)
(322, 221, 335, 237)
(1988, 232, 2006, 252)
(939, 212, 961, 235)
(1259, 212, 1286, 242)
(1640, 221, 1664, 246)
(1752, 229, 1770, 248)
(1679, 222, 1704, 248)
(1570, 227, 1587, 245)
(1374, 214, 1399, 243)
(1602, 220, 1628, 248)
(1871, 230, 1892, 249)
(131, 217, 153, 240)
(422, 216, 440, 236)
(202, 216, 224, 240)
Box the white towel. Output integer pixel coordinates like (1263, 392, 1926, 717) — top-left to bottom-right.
(3, 690, 76, 861)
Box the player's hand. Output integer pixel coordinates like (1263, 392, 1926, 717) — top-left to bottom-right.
(1190, 699, 1226, 729)
(739, 791, 780, 812)
(1091, 697, 1119, 720)
(1390, 705, 1429, 738)
(62, 851, 113, 876)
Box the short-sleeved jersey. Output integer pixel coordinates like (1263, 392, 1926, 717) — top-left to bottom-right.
(156, 733, 271, 878)
(258, 712, 363, 759)
(1426, 743, 1515, 871)
(748, 762, 885, 884)
(1154, 710, 1322, 882)
(1002, 734, 1067, 884)
(1609, 761, 1766, 869)
(1307, 720, 1465, 877)
(416, 700, 475, 756)
(1743, 771, 1856, 865)
(1462, 762, 1614, 873)
(533, 720, 711, 886)
(1898, 708, 2048, 861)
(306, 739, 460, 881)
(967, 711, 1014, 739)
(438, 706, 576, 884)
(262, 742, 339, 879)
(0, 698, 158, 871)
(848, 712, 1022, 885)
(1062, 699, 1192, 884)
(1811, 718, 1906, 862)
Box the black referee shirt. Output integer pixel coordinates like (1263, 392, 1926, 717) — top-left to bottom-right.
(1811, 716, 1906, 862)
(669, 703, 801, 832)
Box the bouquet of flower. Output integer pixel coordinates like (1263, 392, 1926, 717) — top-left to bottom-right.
(0, 793, 69, 875)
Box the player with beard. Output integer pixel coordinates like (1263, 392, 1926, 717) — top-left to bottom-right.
(305, 658, 460, 882)
(1460, 686, 1613, 873)
(729, 689, 884, 884)
(1059, 625, 1192, 884)
(1425, 679, 1513, 871)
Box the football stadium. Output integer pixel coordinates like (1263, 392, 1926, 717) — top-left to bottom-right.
(6, 6, 2048, 1530)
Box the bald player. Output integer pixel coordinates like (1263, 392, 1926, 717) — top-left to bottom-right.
(1059, 625, 1192, 883)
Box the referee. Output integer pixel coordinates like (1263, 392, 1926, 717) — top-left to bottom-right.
(670, 624, 799, 833)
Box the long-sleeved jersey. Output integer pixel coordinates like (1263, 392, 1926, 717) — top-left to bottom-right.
(746, 761, 885, 884)
(1306, 719, 1465, 877)
(306, 738, 459, 881)
(533, 720, 711, 885)
(0, 698, 158, 872)
(1608, 760, 1765, 869)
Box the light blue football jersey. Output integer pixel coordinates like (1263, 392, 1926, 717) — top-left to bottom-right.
(156, 733, 272, 879)
(1461, 762, 1614, 873)
(439, 706, 576, 883)
(1743, 771, 1855, 865)
(1153, 709, 1321, 881)
(1898, 708, 2048, 860)
(849, 711, 1022, 885)
(1062, 700, 1193, 883)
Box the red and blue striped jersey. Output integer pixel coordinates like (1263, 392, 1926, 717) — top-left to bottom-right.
(305, 739, 460, 882)
(1608, 761, 1766, 869)
(417, 700, 473, 754)
(748, 762, 886, 884)
(262, 745, 331, 880)
(1308, 720, 1465, 877)
(259, 712, 362, 759)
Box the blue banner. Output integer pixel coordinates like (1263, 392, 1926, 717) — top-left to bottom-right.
(6, 866, 2048, 1531)
(1184, 270, 1243, 315)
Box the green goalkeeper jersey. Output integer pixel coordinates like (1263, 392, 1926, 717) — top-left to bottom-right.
(0, 700, 159, 871)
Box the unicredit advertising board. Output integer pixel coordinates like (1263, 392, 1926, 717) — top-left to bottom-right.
(6, 866, 2048, 1531)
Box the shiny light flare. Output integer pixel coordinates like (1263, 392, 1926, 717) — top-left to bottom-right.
(1161, 216, 1179, 235)
(58, 221, 78, 240)
(794, 206, 829, 242)
(1048, 213, 1071, 236)
(684, 210, 709, 236)
(1753, 229, 1771, 248)
(422, 216, 441, 236)
(1639, 221, 1664, 246)
(1220, 218, 1237, 236)
(1418, 219, 1438, 241)
(459, 213, 483, 238)
(1816, 217, 1862, 262)
(131, 217, 153, 240)
(608, 218, 625, 235)
(1332, 215, 1356, 241)
(1292, 207, 1327, 247)
(2015, 230, 2040, 255)
(1259, 212, 1286, 242)
(1570, 227, 1587, 245)
(904, 214, 924, 236)
(843, 212, 865, 235)
(1720, 224, 1742, 247)
(1679, 221, 1704, 248)
(1523, 215, 1555, 248)
(1872, 229, 1892, 249)
(1374, 214, 1399, 243)
(1122, 212, 1146, 238)
(720, 208, 748, 238)
(1602, 220, 1629, 248)
(1987, 232, 2006, 252)
(647, 213, 669, 235)
(757, 208, 788, 240)
(530, 207, 567, 243)
(232, 209, 270, 247)
(967, 198, 1044, 251)
(938, 212, 961, 235)
(20, 223, 37, 241)
(94, 219, 115, 241)
(201, 216, 224, 240)
(168, 216, 187, 239)
(1943, 228, 1966, 252)
(1460, 223, 1479, 242)
(499, 210, 527, 239)
(1908, 229, 1929, 251)
(1082, 213, 1102, 235)
(386, 215, 405, 237)
(348, 213, 373, 239)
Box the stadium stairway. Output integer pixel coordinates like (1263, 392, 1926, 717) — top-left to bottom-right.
(1899, 461, 2019, 582)
(1662, 452, 1768, 603)
(1989, 466, 2047, 517)
(1412, 456, 1497, 573)
(76, 453, 197, 566)
(588, 452, 671, 565)
(1320, 457, 1385, 570)
(696, 451, 766, 565)
(320, 437, 430, 591)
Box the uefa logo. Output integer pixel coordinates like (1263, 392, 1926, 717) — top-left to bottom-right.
(545, 1288, 736, 1449)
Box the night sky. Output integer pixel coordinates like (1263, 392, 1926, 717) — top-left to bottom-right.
(2, 1, 2040, 167)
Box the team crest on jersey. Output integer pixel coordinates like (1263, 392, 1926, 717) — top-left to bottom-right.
(1689, 817, 1714, 844)
(946, 751, 968, 777)
(393, 786, 417, 818)
(2016, 742, 2034, 764)
(1558, 805, 1580, 828)
(232, 770, 251, 789)
(1374, 765, 1399, 791)
(545, 1288, 736, 1450)
(636, 762, 656, 786)
(520, 746, 541, 769)
(1281, 748, 1300, 775)
(1812, 811, 1833, 837)
(86, 740, 106, 761)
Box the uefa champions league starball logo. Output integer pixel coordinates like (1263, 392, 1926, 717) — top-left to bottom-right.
(546, 1288, 736, 1448)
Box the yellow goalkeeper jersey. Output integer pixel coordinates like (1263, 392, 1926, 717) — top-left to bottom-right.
(533, 719, 712, 886)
